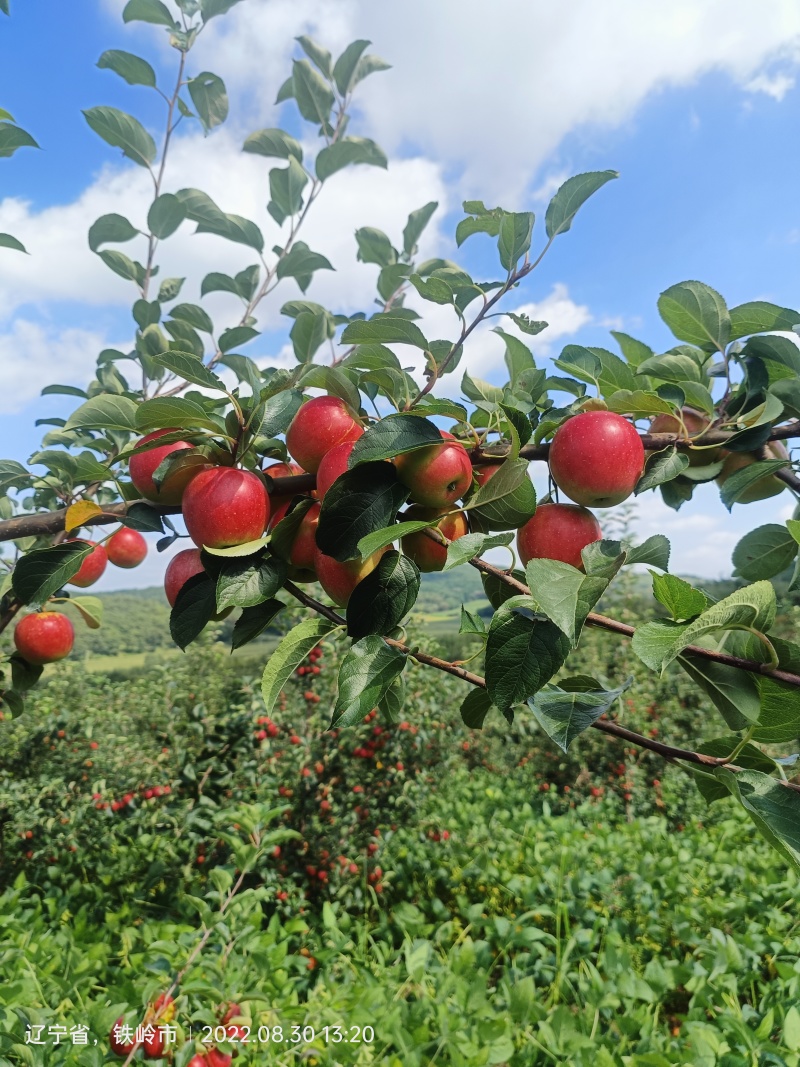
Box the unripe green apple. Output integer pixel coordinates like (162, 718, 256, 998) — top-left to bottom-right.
(395, 434, 473, 508)
(517, 503, 602, 570)
(14, 611, 75, 665)
(648, 408, 718, 467)
(285, 396, 363, 474)
(400, 505, 468, 571)
(106, 527, 148, 568)
(549, 411, 644, 507)
(129, 429, 200, 506)
(313, 546, 387, 606)
(182, 467, 269, 549)
(716, 440, 789, 502)
(66, 540, 108, 587)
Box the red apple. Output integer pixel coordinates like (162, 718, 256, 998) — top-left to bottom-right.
(66, 540, 108, 587)
(395, 435, 473, 508)
(182, 467, 269, 549)
(106, 527, 148, 568)
(316, 441, 358, 499)
(649, 408, 718, 467)
(143, 1028, 164, 1059)
(400, 506, 468, 572)
(129, 429, 200, 505)
(285, 396, 363, 473)
(313, 547, 387, 606)
(221, 1004, 242, 1026)
(187, 1057, 209, 1067)
(205, 1050, 232, 1067)
(473, 462, 504, 488)
(109, 1017, 135, 1057)
(164, 548, 205, 607)
(288, 502, 320, 572)
(549, 411, 644, 507)
(517, 503, 602, 570)
(153, 992, 175, 1021)
(14, 612, 75, 665)
(716, 440, 789, 502)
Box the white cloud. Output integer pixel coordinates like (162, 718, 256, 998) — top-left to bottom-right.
(744, 71, 796, 100)
(0, 321, 107, 413)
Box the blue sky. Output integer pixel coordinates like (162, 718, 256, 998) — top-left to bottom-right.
(1, 0, 800, 587)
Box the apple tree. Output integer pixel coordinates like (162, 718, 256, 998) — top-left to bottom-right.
(1, 0, 799, 877)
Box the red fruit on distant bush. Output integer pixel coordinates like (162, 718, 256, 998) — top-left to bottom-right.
(129, 429, 200, 505)
(106, 527, 148, 568)
(153, 992, 175, 1020)
(313, 546, 387, 606)
(109, 1018, 135, 1057)
(182, 467, 269, 549)
(67, 540, 107, 587)
(205, 1050, 232, 1067)
(285, 396, 363, 473)
(14, 611, 75, 665)
(315, 440, 358, 499)
(164, 548, 205, 607)
(395, 435, 473, 507)
(400, 505, 469, 571)
(548, 411, 644, 507)
(143, 1028, 164, 1058)
(517, 503, 602, 570)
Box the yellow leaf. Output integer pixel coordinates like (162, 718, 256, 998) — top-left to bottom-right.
(65, 501, 103, 533)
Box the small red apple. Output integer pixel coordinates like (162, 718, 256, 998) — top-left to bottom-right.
(473, 462, 504, 488)
(313, 546, 387, 606)
(187, 1057, 209, 1067)
(517, 503, 602, 570)
(285, 396, 363, 474)
(395, 435, 473, 508)
(549, 411, 644, 507)
(106, 527, 148, 568)
(220, 1003, 242, 1026)
(288, 502, 320, 572)
(205, 1049, 232, 1067)
(164, 548, 205, 607)
(14, 612, 75, 665)
(400, 505, 468, 572)
(315, 440, 358, 499)
(109, 1017, 135, 1057)
(129, 429, 200, 505)
(649, 408, 718, 467)
(66, 540, 108, 587)
(143, 1027, 164, 1059)
(182, 467, 269, 549)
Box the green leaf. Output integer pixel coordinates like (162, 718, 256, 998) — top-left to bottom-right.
(88, 213, 140, 252)
(219, 325, 259, 352)
(65, 394, 138, 432)
(349, 413, 443, 466)
(12, 543, 93, 605)
(200, 0, 245, 20)
(292, 58, 334, 126)
(460, 688, 493, 729)
(122, 0, 178, 27)
(529, 677, 633, 752)
(719, 459, 789, 510)
(505, 312, 548, 336)
(0, 233, 27, 253)
(151, 352, 224, 391)
(316, 137, 387, 181)
(715, 768, 800, 871)
(624, 534, 671, 570)
(260, 389, 304, 438)
(203, 537, 271, 558)
(261, 618, 340, 715)
(243, 127, 303, 160)
(148, 193, 185, 239)
(635, 447, 690, 494)
(188, 71, 229, 132)
(296, 34, 333, 77)
(679, 643, 761, 732)
(169, 572, 216, 650)
(459, 605, 486, 637)
(606, 389, 674, 416)
(753, 678, 800, 744)
(403, 201, 438, 256)
(340, 315, 427, 349)
(485, 604, 571, 710)
(497, 211, 534, 271)
(732, 523, 797, 581)
(216, 554, 288, 611)
(290, 310, 328, 362)
(120, 503, 165, 533)
(611, 330, 654, 369)
(332, 39, 371, 95)
(0, 121, 38, 157)
(134, 396, 220, 433)
(297, 365, 361, 412)
(443, 531, 514, 570)
(354, 226, 396, 267)
(545, 170, 618, 238)
(231, 598, 284, 650)
(82, 106, 157, 167)
(657, 280, 730, 351)
(467, 458, 528, 508)
(9, 655, 43, 692)
(350, 52, 391, 89)
(729, 300, 800, 340)
(67, 595, 104, 630)
(275, 242, 333, 289)
(0, 459, 32, 494)
(317, 462, 409, 562)
(196, 212, 264, 253)
(651, 573, 709, 621)
(554, 344, 637, 398)
(170, 302, 214, 334)
(331, 636, 407, 728)
(269, 156, 309, 218)
(346, 551, 419, 640)
(97, 49, 157, 88)
(356, 519, 430, 559)
(526, 558, 612, 645)
(158, 276, 184, 301)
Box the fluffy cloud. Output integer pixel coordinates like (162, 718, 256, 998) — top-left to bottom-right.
(0, 321, 108, 413)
